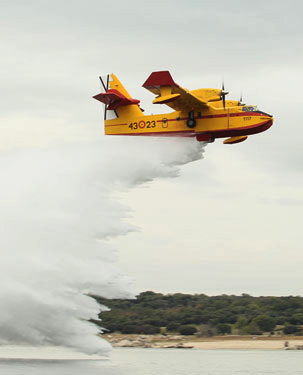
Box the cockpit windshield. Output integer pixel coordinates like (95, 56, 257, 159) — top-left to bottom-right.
(242, 106, 258, 112)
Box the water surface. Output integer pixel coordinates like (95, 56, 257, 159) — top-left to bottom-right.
(1, 347, 302, 375)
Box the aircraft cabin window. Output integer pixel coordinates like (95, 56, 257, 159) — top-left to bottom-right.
(242, 106, 258, 112)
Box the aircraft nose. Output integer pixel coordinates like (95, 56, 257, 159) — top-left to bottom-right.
(258, 111, 274, 127)
(262, 117, 274, 131)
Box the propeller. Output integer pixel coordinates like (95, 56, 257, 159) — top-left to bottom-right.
(99, 75, 109, 120)
(99, 74, 118, 120)
(221, 81, 229, 109)
(99, 75, 108, 92)
(239, 92, 245, 106)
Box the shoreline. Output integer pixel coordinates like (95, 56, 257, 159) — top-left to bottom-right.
(104, 334, 303, 350)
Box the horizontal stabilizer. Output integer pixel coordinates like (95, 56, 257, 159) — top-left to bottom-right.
(153, 93, 181, 104)
(93, 89, 140, 110)
(223, 136, 248, 144)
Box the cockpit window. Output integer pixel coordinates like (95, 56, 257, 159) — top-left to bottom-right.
(242, 106, 258, 112)
(242, 106, 272, 117)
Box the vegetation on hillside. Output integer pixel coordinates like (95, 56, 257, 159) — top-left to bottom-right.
(92, 291, 303, 336)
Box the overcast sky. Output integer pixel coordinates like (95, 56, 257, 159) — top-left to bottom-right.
(1, 0, 303, 296)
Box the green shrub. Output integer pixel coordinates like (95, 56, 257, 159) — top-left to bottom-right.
(135, 324, 160, 334)
(216, 323, 231, 335)
(166, 322, 180, 332)
(178, 325, 197, 335)
(121, 324, 137, 334)
(283, 324, 301, 335)
(252, 315, 276, 332)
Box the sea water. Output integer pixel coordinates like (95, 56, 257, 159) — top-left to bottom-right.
(1, 347, 302, 375)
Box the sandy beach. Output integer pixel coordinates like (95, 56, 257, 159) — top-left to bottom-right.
(185, 339, 298, 350)
(104, 334, 303, 350)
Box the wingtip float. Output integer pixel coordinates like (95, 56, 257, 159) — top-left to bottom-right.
(93, 71, 273, 144)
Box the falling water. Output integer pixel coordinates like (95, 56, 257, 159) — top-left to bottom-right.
(0, 137, 205, 354)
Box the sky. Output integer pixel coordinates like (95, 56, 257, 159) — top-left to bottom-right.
(1, 0, 303, 297)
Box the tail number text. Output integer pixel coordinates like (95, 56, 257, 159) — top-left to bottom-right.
(129, 120, 156, 130)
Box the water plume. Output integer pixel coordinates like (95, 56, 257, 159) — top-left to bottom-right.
(0, 137, 205, 354)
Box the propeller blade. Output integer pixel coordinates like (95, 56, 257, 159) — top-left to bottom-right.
(99, 75, 110, 120)
(99, 76, 107, 92)
(106, 74, 110, 90)
(239, 92, 245, 106)
(221, 80, 228, 109)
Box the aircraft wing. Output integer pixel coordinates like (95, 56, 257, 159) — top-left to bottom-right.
(142, 71, 209, 111)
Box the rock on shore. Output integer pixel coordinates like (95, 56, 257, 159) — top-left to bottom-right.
(105, 334, 193, 349)
(103, 334, 303, 350)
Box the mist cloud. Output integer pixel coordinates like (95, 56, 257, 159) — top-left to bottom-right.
(0, 137, 205, 354)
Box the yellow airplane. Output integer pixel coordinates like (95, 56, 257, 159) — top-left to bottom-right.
(93, 71, 273, 144)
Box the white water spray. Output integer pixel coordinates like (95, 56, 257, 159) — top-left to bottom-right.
(0, 137, 205, 354)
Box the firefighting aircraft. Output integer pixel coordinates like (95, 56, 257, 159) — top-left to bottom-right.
(93, 71, 273, 144)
